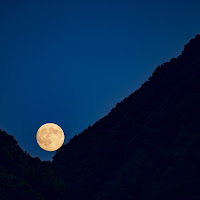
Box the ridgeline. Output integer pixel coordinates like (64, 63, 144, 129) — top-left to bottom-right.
(1, 35, 200, 200)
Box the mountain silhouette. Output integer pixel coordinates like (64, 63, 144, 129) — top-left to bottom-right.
(53, 35, 200, 200)
(0, 130, 64, 200)
(0, 35, 200, 200)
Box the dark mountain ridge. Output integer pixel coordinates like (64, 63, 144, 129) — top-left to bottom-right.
(53, 35, 200, 200)
(0, 129, 64, 200)
(0, 35, 199, 200)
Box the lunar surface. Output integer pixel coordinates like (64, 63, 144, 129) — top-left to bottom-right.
(36, 123, 65, 151)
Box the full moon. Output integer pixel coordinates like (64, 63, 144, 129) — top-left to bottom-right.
(36, 123, 65, 151)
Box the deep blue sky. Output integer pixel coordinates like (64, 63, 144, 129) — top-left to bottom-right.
(0, 0, 200, 160)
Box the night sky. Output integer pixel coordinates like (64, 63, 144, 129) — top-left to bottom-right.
(0, 1, 200, 161)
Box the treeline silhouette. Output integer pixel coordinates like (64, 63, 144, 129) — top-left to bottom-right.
(0, 35, 200, 200)
(0, 130, 64, 200)
(53, 35, 200, 200)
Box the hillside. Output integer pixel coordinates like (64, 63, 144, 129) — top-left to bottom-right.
(0, 35, 199, 200)
(0, 130, 64, 200)
(53, 35, 200, 200)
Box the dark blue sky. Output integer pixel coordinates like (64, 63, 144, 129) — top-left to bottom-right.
(0, 0, 200, 160)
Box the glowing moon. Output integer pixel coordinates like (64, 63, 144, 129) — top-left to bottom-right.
(36, 123, 65, 151)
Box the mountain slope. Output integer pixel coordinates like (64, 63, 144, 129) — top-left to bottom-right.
(0, 129, 64, 200)
(53, 35, 200, 200)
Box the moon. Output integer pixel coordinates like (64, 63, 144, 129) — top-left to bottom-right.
(36, 123, 65, 151)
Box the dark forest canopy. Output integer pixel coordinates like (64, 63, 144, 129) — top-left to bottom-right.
(0, 130, 65, 200)
(0, 35, 200, 200)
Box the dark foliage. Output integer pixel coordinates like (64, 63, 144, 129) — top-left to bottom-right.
(0, 130, 65, 200)
(53, 35, 200, 200)
(0, 35, 200, 200)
